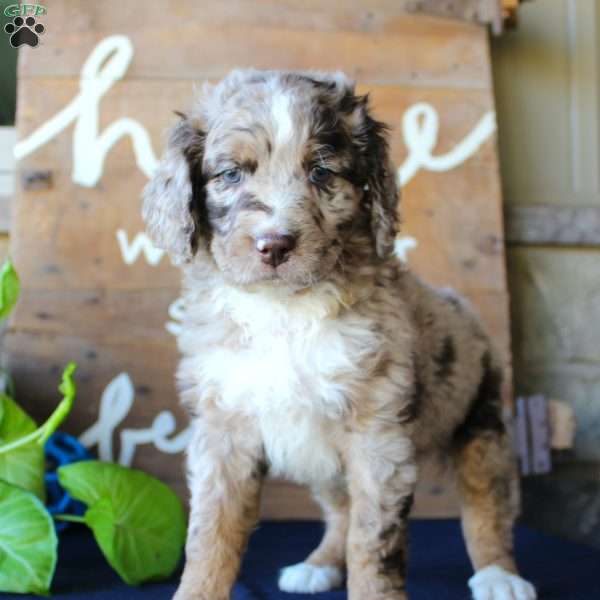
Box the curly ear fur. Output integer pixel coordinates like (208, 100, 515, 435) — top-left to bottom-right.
(142, 115, 206, 265)
(301, 74, 400, 259)
(350, 96, 400, 259)
(364, 113, 399, 259)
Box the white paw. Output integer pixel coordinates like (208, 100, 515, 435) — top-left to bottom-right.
(469, 565, 537, 600)
(278, 562, 343, 594)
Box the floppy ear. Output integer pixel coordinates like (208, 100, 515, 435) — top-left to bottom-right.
(142, 115, 207, 265)
(352, 97, 400, 259)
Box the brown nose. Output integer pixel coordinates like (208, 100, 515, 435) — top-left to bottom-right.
(255, 233, 297, 267)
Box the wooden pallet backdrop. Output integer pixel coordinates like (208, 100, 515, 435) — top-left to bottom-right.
(4, 0, 510, 518)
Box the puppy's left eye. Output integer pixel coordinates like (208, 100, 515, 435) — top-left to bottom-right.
(222, 168, 242, 184)
(309, 166, 334, 186)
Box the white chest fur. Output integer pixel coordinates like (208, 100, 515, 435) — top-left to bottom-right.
(181, 282, 381, 483)
(258, 408, 342, 484)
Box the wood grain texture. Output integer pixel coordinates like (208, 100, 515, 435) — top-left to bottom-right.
(406, 0, 503, 34)
(0, 235, 9, 260)
(6, 1, 510, 519)
(19, 2, 490, 88)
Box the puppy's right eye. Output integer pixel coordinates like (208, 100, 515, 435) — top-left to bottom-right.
(309, 166, 334, 186)
(221, 168, 242, 185)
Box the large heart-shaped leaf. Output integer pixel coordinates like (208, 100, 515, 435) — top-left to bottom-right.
(58, 461, 186, 585)
(0, 258, 19, 321)
(0, 480, 57, 595)
(0, 395, 45, 500)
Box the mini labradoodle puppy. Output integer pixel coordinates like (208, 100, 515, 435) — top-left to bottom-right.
(143, 69, 536, 600)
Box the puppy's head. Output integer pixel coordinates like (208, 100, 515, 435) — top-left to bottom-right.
(143, 70, 398, 287)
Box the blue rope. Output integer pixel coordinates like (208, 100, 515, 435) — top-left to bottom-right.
(44, 432, 92, 531)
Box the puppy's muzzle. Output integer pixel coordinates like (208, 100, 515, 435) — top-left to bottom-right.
(255, 233, 297, 268)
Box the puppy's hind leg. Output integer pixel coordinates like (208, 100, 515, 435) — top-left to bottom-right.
(452, 354, 536, 600)
(278, 482, 348, 594)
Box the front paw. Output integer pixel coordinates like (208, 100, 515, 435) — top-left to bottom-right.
(279, 562, 344, 593)
(469, 565, 536, 600)
(172, 590, 204, 600)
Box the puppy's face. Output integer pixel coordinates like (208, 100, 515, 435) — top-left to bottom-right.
(143, 71, 399, 288)
(204, 77, 368, 287)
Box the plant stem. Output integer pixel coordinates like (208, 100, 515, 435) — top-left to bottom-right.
(38, 361, 77, 445)
(0, 362, 77, 454)
(53, 514, 86, 524)
(0, 429, 41, 454)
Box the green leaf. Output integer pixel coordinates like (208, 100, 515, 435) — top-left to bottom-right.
(0, 363, 77, 456)
(0, 480, 57, 595)
(0, 258, 19, 321)
(37, 362, 77, 445)
(0, 395, 45, 500)
(58, 461, 186, 585)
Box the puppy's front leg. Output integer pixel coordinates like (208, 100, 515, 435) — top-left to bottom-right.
(346, 428, 417, 600)
(173, 414, 265, 600)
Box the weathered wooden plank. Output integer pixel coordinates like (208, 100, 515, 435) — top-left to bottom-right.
(0, 235, 9, 260)
(14, 79, 497, 163)
(4, 330, 181, 424)
(21, 0, 503, 41)
(19, 3, 490, 88)
(505, 205, 600, 246)
(407, 0, 503, 34)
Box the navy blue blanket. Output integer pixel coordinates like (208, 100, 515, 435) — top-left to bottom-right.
(5, 520, 599, 599)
